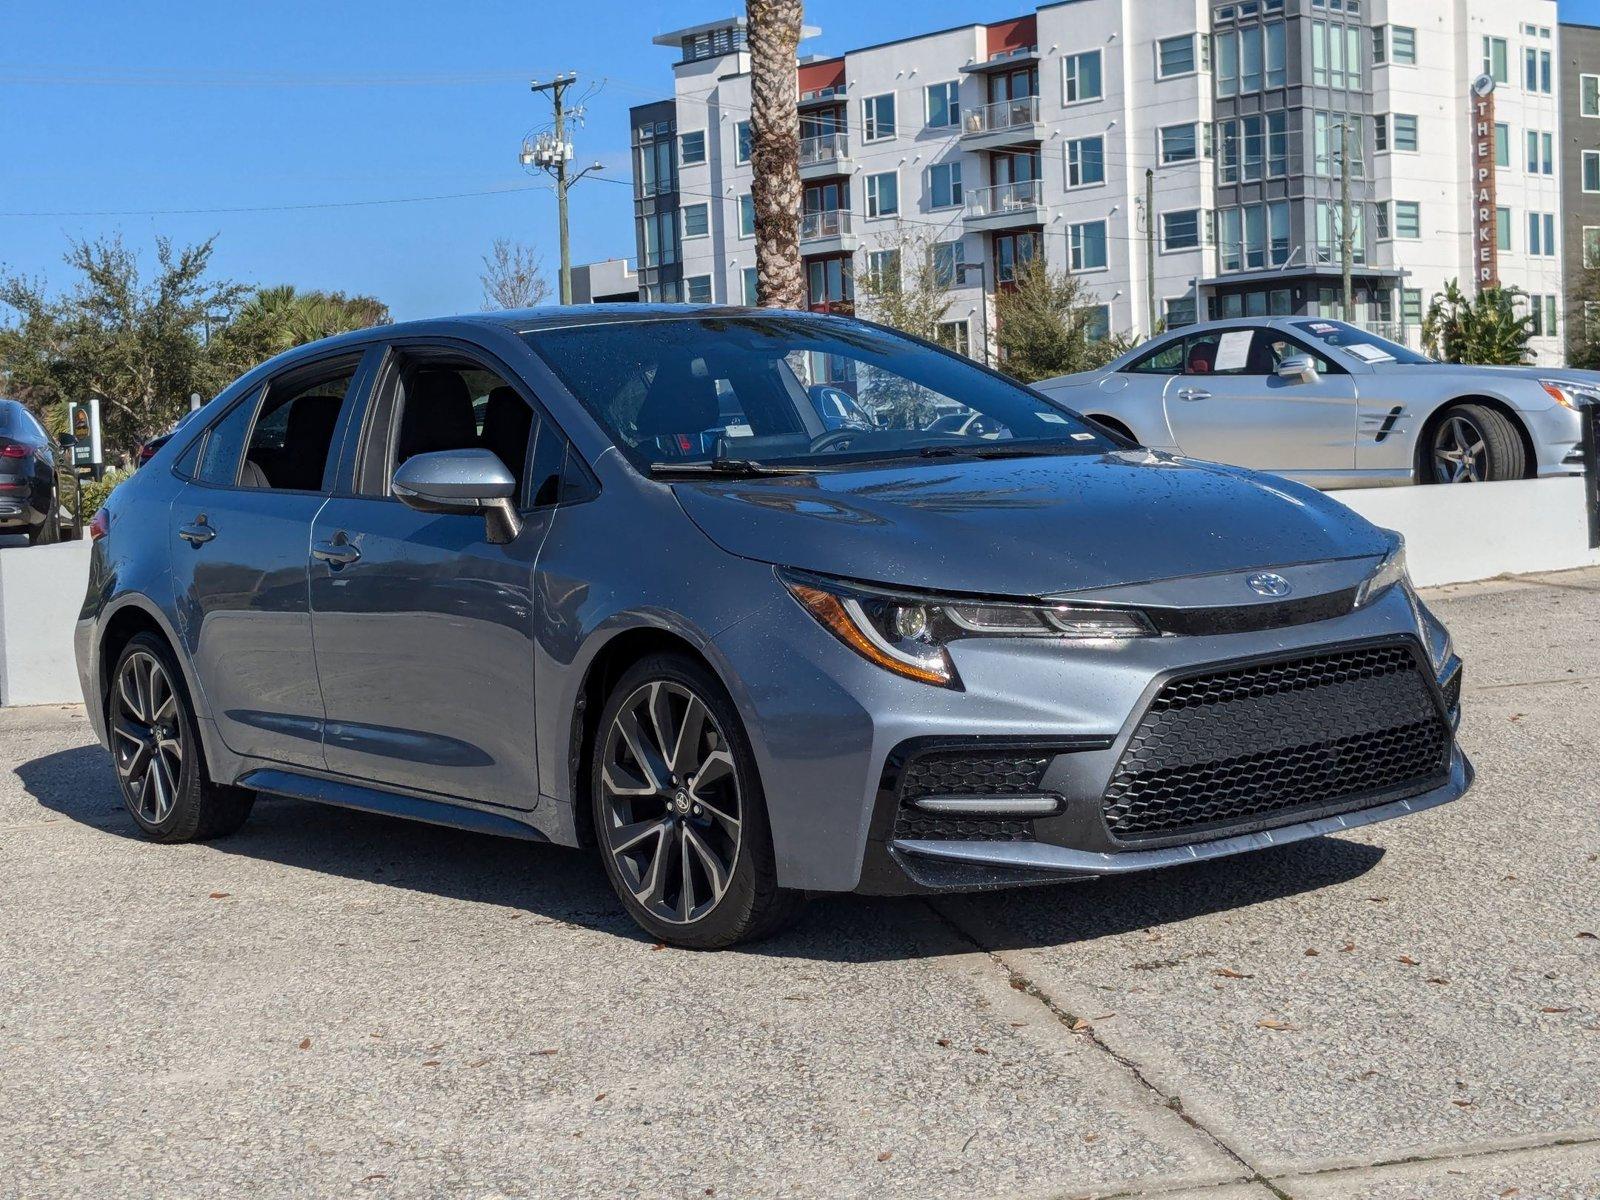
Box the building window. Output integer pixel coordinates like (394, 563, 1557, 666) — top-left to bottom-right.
(738, 194, 755, 238)
(1166, 296, 1198, 328)
(1530, 131, 1555, 175)
(1524, 45, 1552, 94)
(1583, 75, 1600, 118)
(1527, 294, 1558, 337)
(1314, 201, 1365, 265)
(1497, 207, 1512, 252)
(1390, 113, 1417, 152)
(1162, 209, 1202, 250)
(1066, 136, 1105, 187)
(1313, 111, 1363, 177)
(1063, 51, 1103, 103)
(1584, 151, 1600, 193)
(1584, 227, 1600, 269)
(1372, 24, 1386, 65)
(1068, 221, 1108, 271)
(1495, 123, 1510, 168)
(1401, 288, 1424, 326)
(1214, 21, 1285, 96)
(865, 171, 899, 217)
(1218, 200, 1290, 271)
(735, 121, 752, 164)
(685, 275, 713, 304)
(1160, 122, 1202, 164)
(1311, 21, 1362, 90)
(638, 131, 675, 196)
(1375, 113, 1388, 152)
(741, 267, 758, 307)
(1483, 36, 1508, 85)
(806, 256, 853, 309)
(1528, 211, 1556, 256)
(1157, 34, 1197, 78)
(926, 81, 960, 129)
(679, 131, 706, 165)
(1391, 25, 1416, 64)
(929, 161, 963, 209)
(931, 239, 965, 288)
(935, 319, 971, 357)
(994, 232, 1039, 284)
(681, 203, 709, 239)
(642, 209, 679, 268)
(863, 93, 896, 142)
(1394, 201, 1421, 239)
(865, 249, 901, 286)
(1374, 200, 1390, 239)
(1218, 112, 1287, 182)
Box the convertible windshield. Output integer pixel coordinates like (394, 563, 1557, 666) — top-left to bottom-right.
(522, 315, 1113, 470)
(1290, 319, 1433, 366)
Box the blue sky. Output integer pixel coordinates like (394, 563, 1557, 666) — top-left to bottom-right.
(4, 0, 1600, 320)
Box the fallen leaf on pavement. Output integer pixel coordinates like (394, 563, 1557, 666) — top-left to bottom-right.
(1340, 942, 1357, 952)
(1072, 1019, 1092, 1032)
(877, 1151, 892, 1163)
(1213, 968, 1253, 979)
(298, 1037, 311, 1050)
(1256, 1019, 1298, 1031)
(1083, 1133, 1100, 1143)
(1366, 896, 1390, 903)
(936, 1038, 951, 1047)
(1577, 932, 1597, 940)
(1501, 1188, 1520, 1196)
(972, 1046, 990, 1055)
(1398, 955, 1420, 966)
(1427, 977, 1451, 986)
(1452, 1099, 1476, 1109)
(535, 1048, 558, 1056)
(1304, 948, 1320, 957)
(1540, 1006, 1574, 1013)
(421, 1060, 440, 1068)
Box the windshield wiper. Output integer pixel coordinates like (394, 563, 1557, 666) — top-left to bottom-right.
(913, 441, 1088, 461)
(649, 457, 820, 478)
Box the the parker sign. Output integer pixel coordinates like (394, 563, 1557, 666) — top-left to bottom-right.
(1471, 73, 1499, 290)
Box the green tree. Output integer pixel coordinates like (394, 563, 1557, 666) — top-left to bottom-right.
(213, 284, 389, 373)
(0, 234, 249, 456)
(1422, 279, 1535, 365)
(1566, 268, 1600, 370)
(853, 223, 956, 343)
(993, 259, 1131, 383)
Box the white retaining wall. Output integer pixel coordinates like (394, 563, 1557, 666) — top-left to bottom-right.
(0, 480, 1594, 706)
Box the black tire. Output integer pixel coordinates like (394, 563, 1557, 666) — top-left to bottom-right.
(108, 632, 255, 843)
(590, 653, 805, 949)
(26, 504, 59, 546)
(1424, 403, 1526, 484)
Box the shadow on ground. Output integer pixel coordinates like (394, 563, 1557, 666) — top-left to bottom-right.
(16, 743, 1385, 962)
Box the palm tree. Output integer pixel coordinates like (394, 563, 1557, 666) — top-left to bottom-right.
(1422, 279, 1535, 365)
(746, 0, 805, 309)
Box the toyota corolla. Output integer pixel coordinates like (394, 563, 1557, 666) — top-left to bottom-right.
(74, 308, 1470, 947)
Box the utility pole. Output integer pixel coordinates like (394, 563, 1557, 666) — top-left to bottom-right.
(1338, 121, 1354, 322)
(1144, 169, 1157, 335)
(523, 73, 604, 305)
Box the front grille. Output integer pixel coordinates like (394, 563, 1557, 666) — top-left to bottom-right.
(894, 749, 1052, 842)
(1102, 643, 1452, 842)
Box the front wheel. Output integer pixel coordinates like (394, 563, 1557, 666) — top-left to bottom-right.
(591, 654, 804, 949)
(1425, 404, 1526, 484)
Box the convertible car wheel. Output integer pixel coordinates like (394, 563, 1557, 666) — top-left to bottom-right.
(1427, 404, 1525, 484)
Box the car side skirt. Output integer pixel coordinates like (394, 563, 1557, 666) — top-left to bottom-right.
(238, 768, 551, 842)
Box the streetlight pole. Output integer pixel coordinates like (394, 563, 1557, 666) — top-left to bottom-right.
(960, 261, 992, 368)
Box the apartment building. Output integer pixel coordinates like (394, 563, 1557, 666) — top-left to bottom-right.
(630, 0, 1572, 364)
(1560, 19, 1600, 344)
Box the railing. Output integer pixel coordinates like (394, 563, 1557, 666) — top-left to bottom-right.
(799, 131, 850, 167)
(800, 209, 854, 240)
(963, 180, 1043, 218)
(962, 94, 1041, 135)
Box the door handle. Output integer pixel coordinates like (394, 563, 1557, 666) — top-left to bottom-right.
(178, 517, 216, 545)
(311, 536, 361, 567)
(1176, 388, 1212, 401)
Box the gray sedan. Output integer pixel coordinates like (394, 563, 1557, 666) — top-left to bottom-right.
(1036, 317, 1593, 488)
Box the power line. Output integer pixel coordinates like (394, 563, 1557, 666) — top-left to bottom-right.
(0, 183, 551, 219)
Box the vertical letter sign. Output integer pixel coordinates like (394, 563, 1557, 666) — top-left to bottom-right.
(1471, 73, 1498, 292)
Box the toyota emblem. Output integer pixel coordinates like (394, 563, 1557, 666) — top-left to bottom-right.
(1247, 572, 1292, 598)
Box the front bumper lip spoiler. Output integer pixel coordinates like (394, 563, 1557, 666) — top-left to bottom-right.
(893, 747, 1472, 878)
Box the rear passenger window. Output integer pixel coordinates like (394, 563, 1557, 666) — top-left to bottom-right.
(196, 390, 259, 486)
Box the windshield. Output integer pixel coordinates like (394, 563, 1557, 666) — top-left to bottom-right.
(522, 315, 1114, 470)
(1290, 319, 1433, 366)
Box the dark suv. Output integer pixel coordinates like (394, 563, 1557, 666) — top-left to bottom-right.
(0, 398, 61, 545)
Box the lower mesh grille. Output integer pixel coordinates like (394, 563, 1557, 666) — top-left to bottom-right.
(1103, 643, 1452, 841)
(894, 750, 1052, 842)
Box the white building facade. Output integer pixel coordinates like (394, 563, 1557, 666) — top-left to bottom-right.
(631, 0, 1571, 365)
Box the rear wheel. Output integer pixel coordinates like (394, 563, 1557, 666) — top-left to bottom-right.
(109, 632, 254, 842)
(1425, 403, 1526, 484)
(26, 505, 59, 546)
(591, 653, 804, 949)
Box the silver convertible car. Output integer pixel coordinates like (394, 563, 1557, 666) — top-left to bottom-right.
(75, 308, 1469, 947)
(1036, 317, 1594, 488)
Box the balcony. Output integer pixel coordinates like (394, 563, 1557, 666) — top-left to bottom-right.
(963, 180, 1045, 231)
(799, 131, 851, 180)
(960, 95, 1045, 150)
(800, 208, 858, 255)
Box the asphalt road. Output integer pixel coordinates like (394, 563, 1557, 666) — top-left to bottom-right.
(2, 570, 1597, 1200)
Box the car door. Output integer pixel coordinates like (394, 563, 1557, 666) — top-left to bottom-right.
(306, 340, 566, 810)
(1160, 327, 1356, 479)
(168, 350, 373, 769)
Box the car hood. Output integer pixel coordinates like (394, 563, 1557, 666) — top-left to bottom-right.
(1371, 362, 1600, 385)
(671, 450, 1389, 597)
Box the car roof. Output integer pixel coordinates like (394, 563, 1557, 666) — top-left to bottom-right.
(1154, 316, 1321, 340)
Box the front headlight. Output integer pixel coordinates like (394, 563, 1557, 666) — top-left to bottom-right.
(1353, 534, 1410, 609)
(1539, 379, 1600, 411)
(781, 570, 1154, 688)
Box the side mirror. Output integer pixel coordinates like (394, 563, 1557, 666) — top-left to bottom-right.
(1277, 355, 1318, 384)
(392, 448, 523, 545)
(57, 432, 77, 450)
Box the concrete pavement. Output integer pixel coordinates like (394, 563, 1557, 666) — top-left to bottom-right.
(2, 570, 1597, 1199)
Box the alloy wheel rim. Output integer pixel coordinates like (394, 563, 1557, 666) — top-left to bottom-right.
(112, 651, 184, 824)
(599, 680, 742, 925)
(1432, 415, 1488, 483)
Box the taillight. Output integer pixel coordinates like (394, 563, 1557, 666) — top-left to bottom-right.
(89, 509, 110, 542)
(0, 440, 28, 459)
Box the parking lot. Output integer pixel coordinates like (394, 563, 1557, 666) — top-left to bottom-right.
(1, 569, 1596, 1200)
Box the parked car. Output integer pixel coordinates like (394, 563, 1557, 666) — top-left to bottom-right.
(137, 411, 199, 467)
(1035, 317, 1594, 488)
(74, 307, 1470, 948)
(0, 398, 61, 545)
